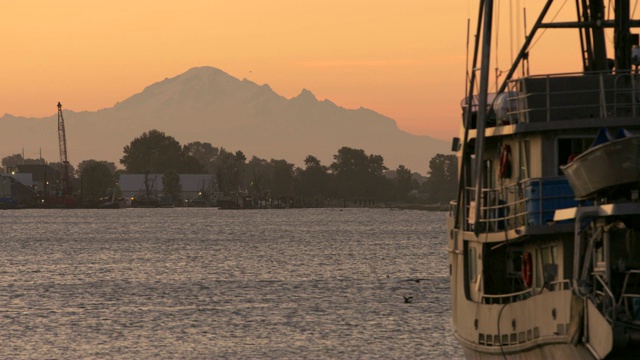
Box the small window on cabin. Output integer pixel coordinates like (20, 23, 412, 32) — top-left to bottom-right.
(557, 138, 593, 174)
(537, 245, 558, 287)
(469, 247, 478, 283)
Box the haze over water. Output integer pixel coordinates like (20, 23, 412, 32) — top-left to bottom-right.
(1, 208, 462, 359)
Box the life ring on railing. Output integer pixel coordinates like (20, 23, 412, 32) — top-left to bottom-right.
(499, 144, 512, 178)
(522, 252, 532, 288)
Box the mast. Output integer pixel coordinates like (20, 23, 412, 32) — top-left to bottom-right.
(615, 0, 632, 72)
(455, 0, 486, 231)
(544, 1, 638, 73)
(472, 0, 495, 234)
(582, 0, 608, 72)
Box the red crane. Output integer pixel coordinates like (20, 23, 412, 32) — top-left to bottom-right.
(57, 102, 72, 202)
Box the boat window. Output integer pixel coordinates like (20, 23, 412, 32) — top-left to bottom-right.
(469, 246, 477, 283)
(483, 244, 524, 295)
(536, 245, 558, 287)
(507, 248, 523, 279)
(463, 241, 478, 300)
(557, 137, 593, 175)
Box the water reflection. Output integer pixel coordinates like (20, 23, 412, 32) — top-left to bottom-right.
(0, 208, 463, 359)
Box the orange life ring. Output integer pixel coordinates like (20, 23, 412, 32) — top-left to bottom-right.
(522, 252, 532, 288)
(500, 144, 512, 178)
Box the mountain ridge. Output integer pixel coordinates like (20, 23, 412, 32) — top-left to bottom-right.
(0, 66, 450, 173)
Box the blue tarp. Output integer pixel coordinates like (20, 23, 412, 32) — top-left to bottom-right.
(616, 128, 633, 139)
(591, 127, 634, 148)
(591, 127, 614, 147)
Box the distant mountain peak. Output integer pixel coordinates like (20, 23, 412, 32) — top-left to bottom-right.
(183, 66, 230, 76)
(177, 66, 239, 85)
(260, 83, 273, 92)
(292, 88, 318, 102)
(0, 66, 450, 173)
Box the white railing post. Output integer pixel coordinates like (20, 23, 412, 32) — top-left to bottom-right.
(599, 73, 607, 118)
(546, 76, 551, 122)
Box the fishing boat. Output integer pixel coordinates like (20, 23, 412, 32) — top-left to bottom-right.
(448, 1, 640, 358)
(130, 173, 160, 208)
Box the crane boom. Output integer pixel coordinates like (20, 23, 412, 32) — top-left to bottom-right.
(57, 102, 71, 196)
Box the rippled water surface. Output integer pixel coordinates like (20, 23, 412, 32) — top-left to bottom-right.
(1, 208, 463, 359)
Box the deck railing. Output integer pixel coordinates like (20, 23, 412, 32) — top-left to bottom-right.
(481, 288, 534, 304)
(480, 280, 571, 305)
(497, 71, 640, 124)
(461, 177, 579, 233)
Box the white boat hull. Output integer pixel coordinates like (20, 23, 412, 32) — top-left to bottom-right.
(458, 341, 593, 360)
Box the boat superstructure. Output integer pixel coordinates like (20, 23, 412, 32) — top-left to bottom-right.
(448, 1, 640, 359)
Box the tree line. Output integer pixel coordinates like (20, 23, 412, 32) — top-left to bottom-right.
(1, 129, 457, 206)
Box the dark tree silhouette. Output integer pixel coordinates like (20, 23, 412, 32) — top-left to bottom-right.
(184, 141, 219, 174)
(330, 147, 389, 200)
(120, 129, 204, 174)
(76, 160, 116, 177)
(162, 169, 182, 203)
(270, 159, 295, 205)
(295, 155, 330, 199)
(422, 153, 458, 204)
(79, 160, 116, 202)
(245, 156, 271, 200)
(2, 154, 45, 168)
(214, 148, 246, 196)
(393, 164, 414, 200)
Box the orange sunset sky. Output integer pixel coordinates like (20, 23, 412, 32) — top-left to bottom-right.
(1, 1, 603, 141)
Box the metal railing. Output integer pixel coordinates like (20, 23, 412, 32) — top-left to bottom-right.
(462, 177, 578, 233)
(617, 270, 640, 320)
(547, 279, 571, 291)
(481, 288, 534, 304)
(593, 273, 617, 322)
(500, 71, 640, 124)
(479, 279, 571, 305)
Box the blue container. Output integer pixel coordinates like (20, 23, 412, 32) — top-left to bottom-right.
(525, 178, 577, 225)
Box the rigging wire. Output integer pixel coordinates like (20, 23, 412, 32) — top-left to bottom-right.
(519, 0, 524, 43)
(528, 0, 569, 51)
(465, 18, 471, 99)
(523, 4, 528, 42)
(510, 0, 515, 65)
(523, 4, 529, 77)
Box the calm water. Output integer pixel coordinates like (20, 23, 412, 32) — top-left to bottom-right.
(0, 208, 463, 359)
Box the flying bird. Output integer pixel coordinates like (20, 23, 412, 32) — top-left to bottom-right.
(405, 278, 428, 283)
